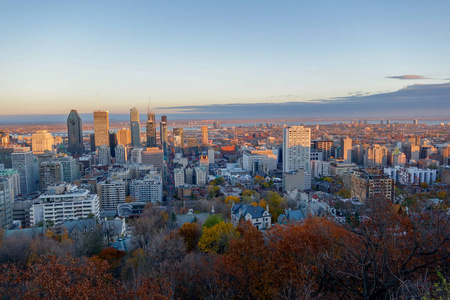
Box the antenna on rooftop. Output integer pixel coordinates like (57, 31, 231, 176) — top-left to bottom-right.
(147, 97, 151, 113)
(97, 92, 99, 110)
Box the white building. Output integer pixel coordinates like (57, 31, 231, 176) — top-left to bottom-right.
(195, 167, 207, 186)
(0, 178, 14, 229)
(97, 145, 111, 165)
(283, 126, 311, 173)
(384, 166, 437, 185)
(341, 137, 352, 164)
(208, 148, 215, 164)
(30, 184, 100, 226)
(129, 175, 163, 203)
(31, 130, 54, 154)
(231, 204, 271, 230)
(115, 145, 126, 164)
(97, 180, 126, 210)
(131, 148, 143, 164)
(311, 160, 331, 178)
(242, 150, 277, 172)
(174, 168, 185, 188)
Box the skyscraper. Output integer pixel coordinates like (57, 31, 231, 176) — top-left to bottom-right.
(160, 116, 168, 156)
(282, 125, 311, 173)
(201, 126, 208, 145)
(146, 113, 157, 147)
(341, 137, 352, 164)
(109, 131, 117, 158)
(67, 110, 84, 154)
(93, 110, 109, 148)
(173, 127, 184, 152)
(117, 128, 132, 146)
(11, 148, 35, 195)
(130, 107, 141, 147)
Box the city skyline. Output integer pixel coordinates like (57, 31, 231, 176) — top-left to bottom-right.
(1, 1, 449, 115)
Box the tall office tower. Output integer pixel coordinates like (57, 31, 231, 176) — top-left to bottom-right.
(117, 128, 131, 146)
(97, 180, 126, 210)
(93, 110, 109, 148)
(160, 116, 168, 156)
(173, 128, 184, 151)
(109, 131, 117, 158)
(31, 130, 54, 154)
(413, 119, 418, 125)
(213, 122, 221, 129)
(89, 134, 96, 152)
(208, 148, 215, 164)
(115, 145, 126, 164)
(0, 178, 13, 229)
(146, 113, 157, 147)
(341, 137, 353, 163)
(39, 161, 62, 191)
(187, 137, 199, 156)
(282, 125, 311, 173)
(130, 107, 141, 147)
(11, 148, 35, 195)
(98, 145, 111, 165)
(67, 110, 84, 154)
(201, 126, 208, 145)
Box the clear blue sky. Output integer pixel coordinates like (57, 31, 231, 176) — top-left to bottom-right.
(0, 0, 449, 115)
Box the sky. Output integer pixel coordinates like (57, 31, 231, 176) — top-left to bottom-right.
(0, 0, 449, 116)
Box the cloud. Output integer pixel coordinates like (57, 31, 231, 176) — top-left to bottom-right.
(386, 75, 427, 80)
(157, 83, 450, 119)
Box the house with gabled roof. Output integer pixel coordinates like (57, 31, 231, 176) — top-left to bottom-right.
(231, 203, 271, 230)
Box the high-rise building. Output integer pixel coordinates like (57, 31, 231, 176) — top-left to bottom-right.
(0, 178, 14, 229)
(30, 184, 100, 226)
(129, 175, 163, 204)
(141, 147, 164, 170)
(115, 145, 126, 164)
(89, 134, 96, 152)
(117, 128, 132, 146)
(341, 137, 352, 164)
(187, 137, 199, 156)
(98, 145, 111, 165)
(201, 126, 208, 145)
(11, 148, 35, 195)
(97, 180, 126, 210)
(173, 128, 184, 152)
(109, 132, 117, 158)
(174, 168, 185, 187)
(283, 126, 311, 173)
(208, 148, 215, 164)
(0, 169, 20, 197)
(130, 107, 141, 147)
(31, 130, 54, 154)
(364, 144, 388, 167)
(57, 156, 78, 183)
(146, 113, 157, 147)
(312, 140, 333, 161)
(67, 110, 84, 154)
(39, 161, 62, 191)
(160, 116, 168, 156)
(195, 167, 207, 186)
(0, 148, 14, 169)
(93, 110, 109, 148)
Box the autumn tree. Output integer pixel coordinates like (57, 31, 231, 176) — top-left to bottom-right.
(198, 222, 239, 254)
(177, 222, 202, 252)
(203, 214, 223, 229)
(224, 195, 240, 204)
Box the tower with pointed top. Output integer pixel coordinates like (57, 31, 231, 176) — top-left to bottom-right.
(160, 116, 168, 157)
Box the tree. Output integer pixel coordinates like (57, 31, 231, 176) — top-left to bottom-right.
(242, 190, 253, 197)
(203, 214, 223, 229)
(214, 177, 225, 185)
(224, 196, 240, 204)
(198, 222, 239, 254)
(177, 223, 201, 252)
